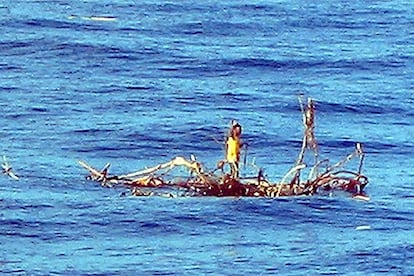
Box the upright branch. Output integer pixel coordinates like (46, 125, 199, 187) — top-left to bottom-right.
(356, 142, 365, 174)
(290, 96, 319, 184)
(304, 98, 319, 164)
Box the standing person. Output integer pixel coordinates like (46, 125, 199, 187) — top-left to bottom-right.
(226, 120, 242, 179)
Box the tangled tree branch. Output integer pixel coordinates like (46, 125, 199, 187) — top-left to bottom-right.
(79, 97, 370, 200)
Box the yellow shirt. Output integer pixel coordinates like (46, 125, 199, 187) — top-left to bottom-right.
(226, 137, 240, 163)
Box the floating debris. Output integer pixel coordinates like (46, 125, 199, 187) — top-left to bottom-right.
(2, 155, 19, 180)
(355, 225, 371, 231)
(79, 97, 369, 199)
(67, 15, 117, 22)
(353, 194, 370, 201)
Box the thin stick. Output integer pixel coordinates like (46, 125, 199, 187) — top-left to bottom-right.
(292, 96, 311, 184)
(211, 135, 224, 145)
(243, 143, 248, 168)
(308, 158, 329, 180)
(277, 164, 306, 197)
(356, 143, 365, 174)
(325, 150, 358, 173)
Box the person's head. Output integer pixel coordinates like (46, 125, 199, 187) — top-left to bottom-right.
(231, 121, 242, 138)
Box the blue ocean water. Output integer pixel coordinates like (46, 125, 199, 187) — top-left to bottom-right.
(1, 0, 414, 274)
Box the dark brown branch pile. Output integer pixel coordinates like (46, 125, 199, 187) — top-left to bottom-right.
(79, 97, 370, 200)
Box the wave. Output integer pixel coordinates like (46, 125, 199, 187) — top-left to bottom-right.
(9, 17, 117, 32)
(222, 57, 406, 71)
(170, 21, 258, 36)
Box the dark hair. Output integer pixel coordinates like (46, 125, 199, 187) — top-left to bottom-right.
(232, 123, 242, 137)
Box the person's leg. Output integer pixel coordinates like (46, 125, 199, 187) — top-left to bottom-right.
(230, 162, 239, 179)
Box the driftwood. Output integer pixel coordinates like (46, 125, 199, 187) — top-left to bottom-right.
(79, 97, 370, 200)
(2, 155, 19, 180)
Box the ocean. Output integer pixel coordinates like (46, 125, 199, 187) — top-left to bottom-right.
(1, 0, 413, 275)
